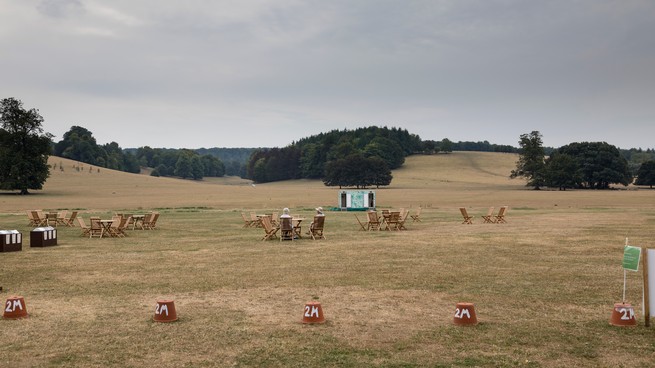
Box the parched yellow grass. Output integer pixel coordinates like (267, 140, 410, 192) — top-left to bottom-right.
(2, 151, 652, 212)
(1, 152, 654, 367)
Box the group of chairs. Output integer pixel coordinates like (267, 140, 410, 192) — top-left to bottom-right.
(242, 211, 325, 241)
(77, 216, 129, 238)
(27, 210, 78, 227)
(459, 206, 508, 224)
(76, 212, 160, 238)
(241, 212, 277, 229)
(27, 210, 159, 238)
(354, 207, 418, 231)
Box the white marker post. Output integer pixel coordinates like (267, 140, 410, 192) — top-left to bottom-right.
(644, 248, 655, 328)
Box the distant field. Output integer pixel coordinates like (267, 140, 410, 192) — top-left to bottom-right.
(1, 152, 654, 367)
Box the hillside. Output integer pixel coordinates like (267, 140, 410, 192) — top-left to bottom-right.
(1, 151, 651, 213)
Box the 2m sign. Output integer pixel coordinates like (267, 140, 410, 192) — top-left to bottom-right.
(5, 299, 24, 313)
(454, 307, 471, 320)
(155, 303, 169, 316)
(304, 305, 320, 318)
(617, 306, 636, 321)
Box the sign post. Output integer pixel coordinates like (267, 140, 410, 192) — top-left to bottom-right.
(644, 249, 655, 328)
(622, 240, 641, 303)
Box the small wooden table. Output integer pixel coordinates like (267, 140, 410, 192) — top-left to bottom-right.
(131, 215, 145, 230)
(99, 220, 114, 238)
(46, 213, 58, 227)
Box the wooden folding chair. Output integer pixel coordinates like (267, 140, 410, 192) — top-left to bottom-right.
(354, 214, 369, 231)
(143, 212, 159, 230)
(261, 216, 279, 241)
(56, 210, 68, 227)
(90, 217, 103, 238)
(241, 213, 256, 228)
(77, 217, 91, 237)
(31, 210, 47, 226)
(65, 211, 78, 227)
(308, 215, 326, 240)
(495, 206, 508, 223)
(367, 211, 382, 231)
(270, 212, 279, 227)
(27, 210, 41, 226)
(251, 212, 262, 228)
(109, 216, 128, 237)
(459, 207, 474, 224)
(384, 211, 400, 231)
(410, 207, 422, 222)
(397, 210, 410, 230)
(482, 207, 495, 223)
(279, 217, 294, 241)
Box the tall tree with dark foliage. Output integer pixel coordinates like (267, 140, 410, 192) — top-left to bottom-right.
(0, 98, 52, 194)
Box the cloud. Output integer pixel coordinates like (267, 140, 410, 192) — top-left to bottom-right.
(2, 0, 654, 149)
(37, 0, 84, 18)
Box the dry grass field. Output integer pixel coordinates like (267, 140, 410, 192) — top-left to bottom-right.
(1, 151, 654, 367)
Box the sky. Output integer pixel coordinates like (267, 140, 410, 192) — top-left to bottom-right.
(1, 0, 654, 150)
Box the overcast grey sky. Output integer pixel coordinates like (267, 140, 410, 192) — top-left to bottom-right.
(2, 0, 654, 149)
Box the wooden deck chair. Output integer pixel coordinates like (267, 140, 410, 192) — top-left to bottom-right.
(56, 210, 68, 226)
(482, 207, 495, 223)
(89, 217, 103, 238)
(494, 206, 508, 223)
(109, 216, 128, 237)
(77, 217, 92, 237)
(250, 212, 262, 228)
(270, 212, 279, 227)
(64, 211, 78, 227)
(261, 216, 279, 241)
(459, 207, 474, 224)
(31, 210, 47, 226)
(123, 213, 134, 229)
(118, 216, 131, 236)
(397, 210, 410, 230)
(410, 207, 422, 222)
(146, 212, 159, 230)
(141, 213, 153, 230)
(354, 214, 369, 231)
(241, 213, 256, 228)
(27, 210, 41, 226)
(308, 215, 326, 240)
(367, 211, 381, 231)
(279, 217, 294, 241)
(385, 211, 400, 231)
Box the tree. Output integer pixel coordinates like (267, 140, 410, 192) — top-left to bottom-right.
(323, 154, 392, 188)
(299, 143, 326, 178)
(544, 153, 579, 190)
(174, 153, 193, 179)
(555, 142, 631, 189)
(510, 131, 546, 189)
(635, 160, 655, 188)
(0, 98, 52, 194)
(439, 138, 453, 153)
(200, 154, 225, 177)
(421, 140, 438, 154)
(54, 126, 104, 165)
(362, 137, 405, 169)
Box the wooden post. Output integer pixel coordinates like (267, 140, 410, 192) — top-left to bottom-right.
(643, 248, 650, 327)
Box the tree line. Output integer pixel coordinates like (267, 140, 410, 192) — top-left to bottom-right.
(4, 97, 655, 194)
(129, 146, 225, 179)
(245, 126, 423, 187)
(511, 131, 655, 189)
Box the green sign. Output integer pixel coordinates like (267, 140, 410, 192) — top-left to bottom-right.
(622, 245, 641, 272)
